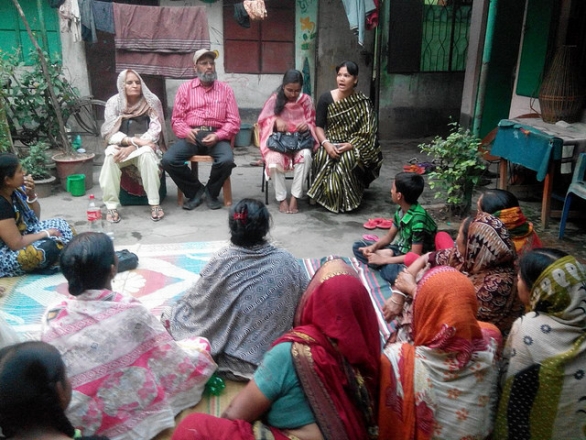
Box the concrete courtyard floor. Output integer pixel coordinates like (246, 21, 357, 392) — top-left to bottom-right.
(39, 139, 586, 263)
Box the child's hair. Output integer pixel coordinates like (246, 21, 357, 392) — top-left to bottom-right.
(518, 248, 569, 291)
(229, 199, 271, 248)
(479, 189, 519, 213)
(0, 341, 75, 438)
(0, 153, 20, 188)
(274, 69, 304, 115)
(394, 172, 425, 204)
(60, 232, 116, 296)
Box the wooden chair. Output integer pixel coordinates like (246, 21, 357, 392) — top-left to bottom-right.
(176, 138, 234, 207)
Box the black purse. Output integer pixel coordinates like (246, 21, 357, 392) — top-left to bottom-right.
(266, 131, 314, 154)
(115, 249, 139, 273)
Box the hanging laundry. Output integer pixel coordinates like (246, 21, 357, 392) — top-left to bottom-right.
(341, 0, 377, 46)
(113, 4, 210, 78)
(234, 2, 250, 28)
(243, 0, 267, 21)
(78, 0, 97, 43)
(93, 1, 115, 34)
(366, 0, 379, 30)
(58, 0, 82, 43)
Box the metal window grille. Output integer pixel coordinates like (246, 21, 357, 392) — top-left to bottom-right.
(420, 0, 472, 72)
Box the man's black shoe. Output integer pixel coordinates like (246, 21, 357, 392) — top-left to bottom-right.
(205, 187, 223, 210)
(182, 186, 205, 210)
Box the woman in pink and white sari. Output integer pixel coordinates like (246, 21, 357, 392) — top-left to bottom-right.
(258, 69, 317, 213)
(41, 232, 216, 440)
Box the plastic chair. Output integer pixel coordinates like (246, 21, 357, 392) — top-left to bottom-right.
(558, 152, 586, 239)
(260, 161, 311, 205)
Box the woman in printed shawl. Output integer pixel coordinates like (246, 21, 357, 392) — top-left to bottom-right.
(379, 266, 502, 440)
(99, 69, 167, 223)
(41, 232, 216, 440)
(385, 212, 523, 339)
(307, 61, 382, 213)
(258, 69, 317, 213)
(477, 188, 542, 257)
(496, 248, 586, 440)
(172, 258, 381, 440)
(0, 153, 74, 278)
(163, 199, 308, 381)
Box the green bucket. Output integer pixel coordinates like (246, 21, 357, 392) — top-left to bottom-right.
(66, 174, 86, 197)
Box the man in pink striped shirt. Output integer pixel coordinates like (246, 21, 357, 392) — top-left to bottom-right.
(162, 49, 241, 210)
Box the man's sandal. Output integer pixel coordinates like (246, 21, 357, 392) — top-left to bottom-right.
(106, 209, 121, 223)
(151, 206, 164, 222)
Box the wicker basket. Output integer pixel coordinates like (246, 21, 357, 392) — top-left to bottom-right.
(538, 45, 586, 123)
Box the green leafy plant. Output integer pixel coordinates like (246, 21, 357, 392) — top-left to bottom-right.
(19, 141, 51, 180)
(419, 122, 486, 217)
(0, 50, 79, 152)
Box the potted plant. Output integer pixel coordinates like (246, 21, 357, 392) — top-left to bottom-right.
(19, 141, 56, 198)
(7, 0, 95, 190)
(419, 122, 486, 217)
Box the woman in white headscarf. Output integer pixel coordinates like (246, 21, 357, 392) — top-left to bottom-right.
(100, 69, 167, 223)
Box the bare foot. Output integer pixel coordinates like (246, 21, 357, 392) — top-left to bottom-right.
(279, 200, 289, 213)
(288, 196, 299, 214)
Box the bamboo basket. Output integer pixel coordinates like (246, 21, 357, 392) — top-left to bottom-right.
(538, 45, 586, 123)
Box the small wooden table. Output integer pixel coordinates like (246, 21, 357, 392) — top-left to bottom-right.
(492, 118, 586, 229)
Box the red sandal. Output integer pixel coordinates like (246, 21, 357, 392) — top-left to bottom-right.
(363, 218, 384, 230)
(377, 219, 393, 229)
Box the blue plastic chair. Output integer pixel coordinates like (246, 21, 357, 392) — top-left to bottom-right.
(559, 152, 586, 239)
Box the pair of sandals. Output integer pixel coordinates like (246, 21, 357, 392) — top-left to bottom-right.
(106, 206, 165, 223)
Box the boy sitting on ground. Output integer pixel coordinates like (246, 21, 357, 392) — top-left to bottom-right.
(352, 172, 437, 284)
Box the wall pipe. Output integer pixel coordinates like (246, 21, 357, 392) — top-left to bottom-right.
(472, 0, 499, 137)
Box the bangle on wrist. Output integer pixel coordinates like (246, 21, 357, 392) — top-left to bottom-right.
(26, 195, 38, 204)
(390, 297, 404, 306)
(392, 290, 408, 298)
(320, 139, 329, 147)
(42, 230, 50, 238)
(130, 138, 139, 150)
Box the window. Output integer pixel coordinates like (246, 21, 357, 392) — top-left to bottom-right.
(388, 0, 472, 73)
(0, 0, 61, 64)
(223, 0, 295, 74)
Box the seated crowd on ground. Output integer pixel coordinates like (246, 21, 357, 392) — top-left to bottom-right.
(2, 49, 586, 439)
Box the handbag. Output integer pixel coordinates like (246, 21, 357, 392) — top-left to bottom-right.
(115, 249, 139, 273)
(266, 131, 314, 154)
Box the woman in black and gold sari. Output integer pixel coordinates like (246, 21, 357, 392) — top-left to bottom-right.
(308, 61, 382, 213)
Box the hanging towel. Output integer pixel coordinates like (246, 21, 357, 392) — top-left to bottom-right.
(78, 0, 97, 43)
(93, 1, 115, 34)
(113, 4, 210, 78)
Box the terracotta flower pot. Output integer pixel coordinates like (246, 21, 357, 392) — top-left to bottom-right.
(33, 175, 57, 198)
(51, 152, 95, 191)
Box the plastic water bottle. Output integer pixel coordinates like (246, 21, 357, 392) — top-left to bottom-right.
(86, 194, 102, 231)
(72, 135, 82, 150)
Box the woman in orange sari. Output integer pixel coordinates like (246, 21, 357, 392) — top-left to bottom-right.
(172, 259, 381, 440)
(379, 266, 502, 439)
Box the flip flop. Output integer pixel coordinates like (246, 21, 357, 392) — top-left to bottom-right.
(151, 206, 164, 222)
(363, 218, 384, 229)
(377, 219, 393, 229)
(362, 234, 379, 241)
(402, 164, 426, 175)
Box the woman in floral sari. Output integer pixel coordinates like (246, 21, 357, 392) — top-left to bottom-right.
(0, 153, 74, 277)
(258, 69, 317, 213)
(308, 61, 382, 213)
(386, 212, 523, 339)
(477, 188, 542, 257)
(379, 266, 502, 439)
(41, 232, 216, 440)
(172, 259, 381, 440)
(496, 249, 586, 439)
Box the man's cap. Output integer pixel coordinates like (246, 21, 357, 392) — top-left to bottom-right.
(193, 49, 219, 64)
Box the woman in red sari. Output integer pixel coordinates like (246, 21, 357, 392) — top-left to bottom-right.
(172, 258, 381, 440)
